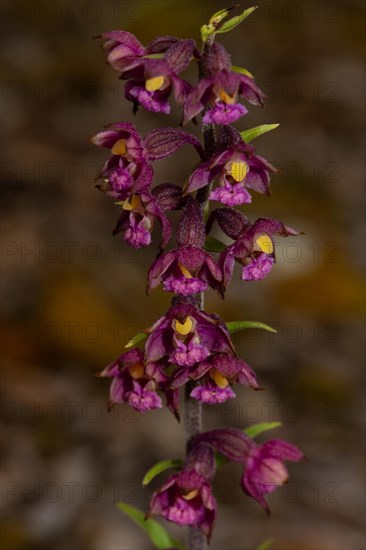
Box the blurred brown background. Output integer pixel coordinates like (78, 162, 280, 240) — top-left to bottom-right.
(1, 1, 365, 549)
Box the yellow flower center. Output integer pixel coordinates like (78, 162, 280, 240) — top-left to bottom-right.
(174, 317, 193, 336)
(183, 489, 199, 501)
(210, 368, 229, 388)
(256, 234, 274, 254)
(122, 195, 141, 211)
(219, 89, 236, 104)
(226, 160, 249, 182)
(145, 76, 165, 92)
(129, 362, 144, 379)
(179, 263, 193, 279)
(111, 139, 127, 156)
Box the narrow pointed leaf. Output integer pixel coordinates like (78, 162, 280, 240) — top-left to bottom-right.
(216, 6, 258, 34)
(204, 236, 227, 253)
(117, 503, 184, 550)
(125, 332, 147, 349)
(240, 124, 280, 143)
(256, 539, 274, 550)
(142, 459, 183, 486)
(226, 321, 277, 334)
(244, 422, 282, 439)
(231, 65, 254, 78)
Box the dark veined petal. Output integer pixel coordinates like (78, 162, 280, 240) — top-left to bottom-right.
(144, 127, 203, 161)
(146, 35, 180, 54)
(176, 198, 205, 248)
(164, 39, 196, 73)
(206, 207, 250, 240)
(207, 42, 231, 73)
(147, 251, 177, 291)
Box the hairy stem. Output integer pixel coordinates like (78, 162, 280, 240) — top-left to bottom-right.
(184, 37, 216, 550)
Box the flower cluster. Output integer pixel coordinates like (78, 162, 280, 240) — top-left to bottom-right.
(92, 10, 303, 546)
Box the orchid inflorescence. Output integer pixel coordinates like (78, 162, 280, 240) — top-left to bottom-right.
(91, 6, 304, 548)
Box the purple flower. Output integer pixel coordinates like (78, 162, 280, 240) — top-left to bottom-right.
(90, 122, 152, 200)
(183, 44, 264, 126)
(147, 246, 223, 296)
(147, 199, 223, 296)
(194, 429, 303, 513)
(98, 348, 179, 417)
(144, 300, 235, 367)
(220, 217, 301, 285)
(98, 32, 195, 114)
(186, 133, 276, 207)
(98, 349, 161, 413)
(242, 439, 304, 512)
(171, 354, 259, 404)
(148, 443, 217, 540)
(112, 190, 173, 249)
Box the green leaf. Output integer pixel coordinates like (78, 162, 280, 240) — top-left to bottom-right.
(204, 236, 227, 253)
(256, 539, 274, 550)
(142, 459, 183, 486)
(125, 332, 147, 349)
(226, 321, 277, 334)
(231, 65, 254, 78)
(216, 6, 258, 34)
(117, 503, 184, 550)
(244, 422, 282, 439)
(240, 124, 280, 143)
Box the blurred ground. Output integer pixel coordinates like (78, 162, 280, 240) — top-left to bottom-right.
(0, 1, 365, 549)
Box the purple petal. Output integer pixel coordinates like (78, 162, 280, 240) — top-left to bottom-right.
(195, 428, 254, 463)
(144, 128, 203, 161)
(241, 253, 274, 281)
(191, 383, 236, 404)
(164, 276, 208, 295)
(127, 384, 162, 412)
(147, 251, 176, 291)
(152, 183, 183, 211)
(186, 162, 212, 193)
(207, 42, 231, 73)
(203, 102, 248, 125)
(176, 198, 205, 248)
(170, 341, 210, 367)
(206, 207, 249, 240)
(210, 183, 252, 206)
(126, 84, 171, 114)
(146, 36, 179, 54)
(124, 217, 152, 248)
(164, 39, 195, 73)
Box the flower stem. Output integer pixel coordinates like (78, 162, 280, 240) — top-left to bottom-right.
(184, 37, 216, 550)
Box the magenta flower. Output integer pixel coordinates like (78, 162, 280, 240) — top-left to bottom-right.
(112, 189, 175, 249)
(147, 199, 223, 296)
(144, 299, 235, 367)
(98, 348, 179, 417)
(171, 354, 259, 405)
(242, 439, 304, 513)
(183, 43, 264, 126)
(195, 428, 303, 513)
(98, 31, 195, 114)
(219, 217, 301, 284)
(148, 443, 217, 540)
(90, 122, 152, 200)
(186, 129, 276, 207)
